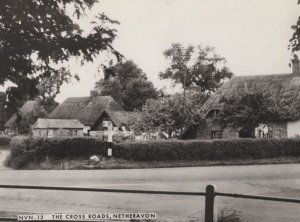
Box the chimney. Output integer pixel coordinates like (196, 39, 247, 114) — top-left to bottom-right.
(292, 55, 300, 75)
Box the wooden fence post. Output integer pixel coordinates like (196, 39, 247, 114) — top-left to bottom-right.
(205, 184, 215, 222)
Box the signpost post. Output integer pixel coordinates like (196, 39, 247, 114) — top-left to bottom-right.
(107, 128, 113, 157)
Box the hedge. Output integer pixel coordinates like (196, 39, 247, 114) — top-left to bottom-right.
(6, 137, 300, 169)
(0, 135, 11, 146)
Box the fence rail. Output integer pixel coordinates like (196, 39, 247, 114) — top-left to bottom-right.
(216, 192, 300, 204)
(0, 184, 205, 196)
(0, 184, 299, 222)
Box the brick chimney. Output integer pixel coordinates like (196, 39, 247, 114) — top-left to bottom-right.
(292, 55, 300, 76)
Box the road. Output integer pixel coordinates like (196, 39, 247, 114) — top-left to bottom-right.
(0, 164, 300, 221)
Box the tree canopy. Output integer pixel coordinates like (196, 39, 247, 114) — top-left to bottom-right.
(93, 60, 158, 111)
(219, 93, 283, 137)
(160, 43, 233, 94)
(129, 91, 209, 135)
(0, 0, 121, 112)
(289, 1, 300, 53)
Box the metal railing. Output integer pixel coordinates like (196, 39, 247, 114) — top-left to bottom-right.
(0, 184, 300, 222)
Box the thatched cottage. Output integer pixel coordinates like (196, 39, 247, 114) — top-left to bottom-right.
(32, 118, 84, 137)
(48, 95, 128, 134)
(4, 99, 58, 134)
(182, 57, 300, 140)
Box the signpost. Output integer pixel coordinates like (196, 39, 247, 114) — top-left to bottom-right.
(107, 129, 113, 157)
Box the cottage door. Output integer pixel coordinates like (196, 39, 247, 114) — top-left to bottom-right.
(48, 129, 54, 137)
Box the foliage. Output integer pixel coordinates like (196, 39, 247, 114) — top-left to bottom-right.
(129, 99, 174, 134)
(37, 67, 73, 104)
(93, 60, 158, 111)
(0, 93, 10, 130)
(0, 135, 11, 146)
(289, 1, 300, 53)
(0, 0, 121, 112)
(217, 208, 243, 222)
(129, 91, 209, 134)
(7, 137, 112, 169)
(219, 93, 284, 137)
(160, 43, 233, 93)
(7, 136, 300, 168)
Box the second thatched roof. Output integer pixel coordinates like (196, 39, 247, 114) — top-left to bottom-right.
(104, 110, 141, 127)
(48, 96, 125, 126)
(200, 73, 300, 120)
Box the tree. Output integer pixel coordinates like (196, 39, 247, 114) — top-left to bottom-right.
(36, 67, 73, 105)
(289, 1, 300, 53)
(0, 0, 121, 112)
(219, 93, 283, 137)
(129, 98, 174, 134)
(160, 43, 233, 94)
(129, 91, 209, 135)
(94, 60, 158, 111)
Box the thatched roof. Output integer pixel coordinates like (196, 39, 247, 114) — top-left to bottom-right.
(32, 118, 84, 129)
(105, 110, 141, 127)
(200, 73, 300, 120)
(4, 100, 58, 128)
(4, 114, 18, 128)
(49, 96, 124, 126)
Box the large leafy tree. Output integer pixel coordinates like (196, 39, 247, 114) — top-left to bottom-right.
(93, 60, 158, 111)
(37, 67, 73, 105)
(290, 1, 300, 53)
(129, 91, 209, 135)
(219, 93, 285, 137)
(160, 43, 233, 94)
(0, 0, 121, 112)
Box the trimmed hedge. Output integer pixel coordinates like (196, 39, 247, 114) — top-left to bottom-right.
(6, 137, 300, 169)
(0, 135, 11, 146)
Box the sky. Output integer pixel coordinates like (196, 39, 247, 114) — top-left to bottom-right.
(4, 0, 300, 102)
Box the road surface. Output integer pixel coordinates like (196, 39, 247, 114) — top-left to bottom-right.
(0, 164, 300, 221)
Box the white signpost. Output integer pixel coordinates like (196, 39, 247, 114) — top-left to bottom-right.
(107, 129, 113, 157)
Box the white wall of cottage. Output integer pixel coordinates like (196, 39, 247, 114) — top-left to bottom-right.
(287, 120, 300, 137)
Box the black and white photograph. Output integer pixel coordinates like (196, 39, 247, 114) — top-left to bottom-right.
(0, 0, 300, 221)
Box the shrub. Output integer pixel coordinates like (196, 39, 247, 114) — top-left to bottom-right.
(6, 137, 300, 169)
(6, 137, 112, 169)
(114, 138, 300, 161)
(0, 135, 11, 146)
(217, 207, 243, 222)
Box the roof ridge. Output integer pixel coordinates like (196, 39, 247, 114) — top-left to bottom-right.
(233, 73, 293, 78)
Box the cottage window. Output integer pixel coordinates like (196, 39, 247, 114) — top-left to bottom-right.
(38, 130, 41, 136)
(211, 130, 222, 139)
(73, 130, 77, 136)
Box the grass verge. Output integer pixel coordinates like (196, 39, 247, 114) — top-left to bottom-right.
(21, 156, 300, 170)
